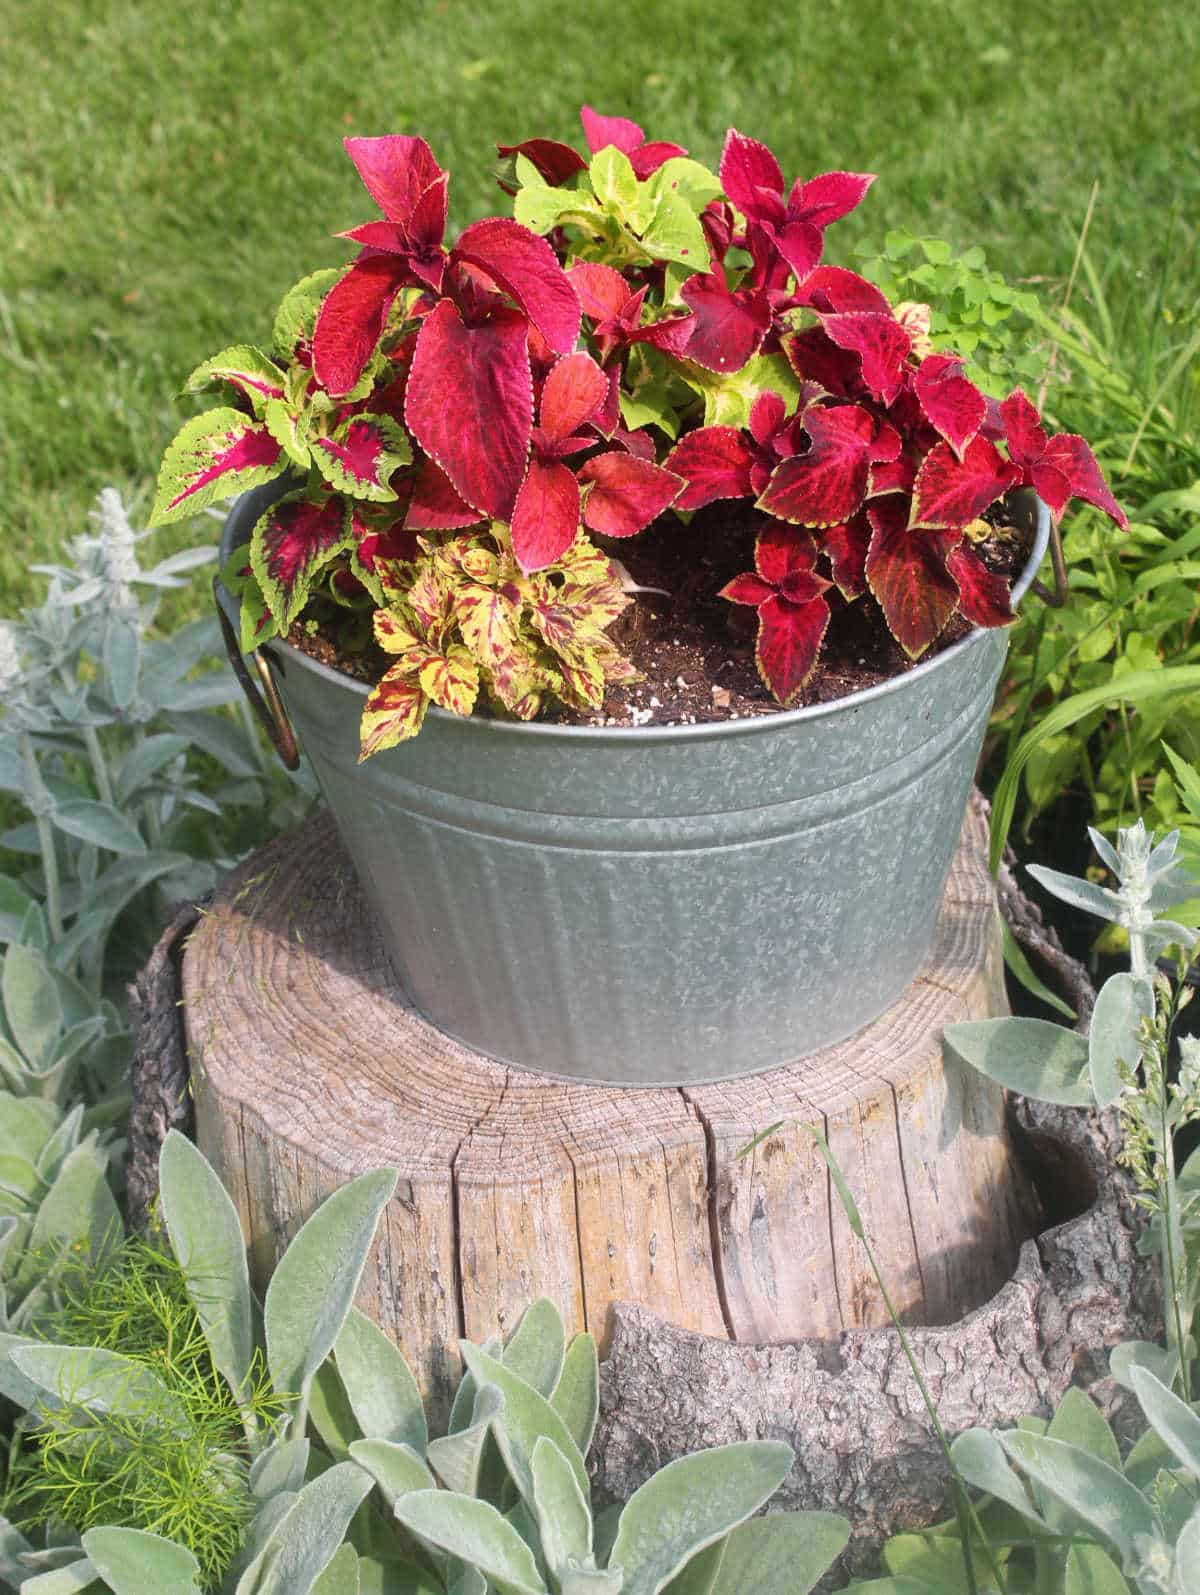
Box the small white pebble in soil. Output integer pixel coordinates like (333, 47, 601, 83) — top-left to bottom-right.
(649, 695, 661, 708)
(711, 686, 732, 708)
(675, 675, 688, 688)
(730, 711, 739, 719)
(630, 706, 654, 727)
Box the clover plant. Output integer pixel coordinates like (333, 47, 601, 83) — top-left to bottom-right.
(152, 108, 1126, 757)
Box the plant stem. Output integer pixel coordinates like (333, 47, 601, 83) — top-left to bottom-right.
(20, 733, 63, 940)
(58, 666, 115, 806)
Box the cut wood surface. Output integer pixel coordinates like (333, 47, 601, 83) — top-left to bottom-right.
(184, 791, 1039, 1424)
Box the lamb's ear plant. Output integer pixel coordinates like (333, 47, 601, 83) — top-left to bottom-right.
(3, 1134, 851, 1595)
(0, 488, 315, 1032)
(946, 819, 1200, 1397)
(0, 1092, 121, 1336)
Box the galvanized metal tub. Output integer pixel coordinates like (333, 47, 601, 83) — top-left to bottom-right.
(217, 491, 1049, 1086)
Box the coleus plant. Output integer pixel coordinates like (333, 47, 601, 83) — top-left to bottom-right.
(152, 107, 1126, 758)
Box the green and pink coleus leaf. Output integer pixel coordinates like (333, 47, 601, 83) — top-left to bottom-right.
(219, 551, 281, 653)
(719, 524, 831, 705)
(250, 493, 352, 626)
(273, 268, 344, 360)
(757, 403, 896, 528)
(864, 497, 962, 657)
(150, 408, 285, 525)
(1000, 389, 1127, 527)
(312, 413, 413, 501)
(183, 345, 286, 418)
(913, 354, 986, 460)
(910, 435, 1022, 530)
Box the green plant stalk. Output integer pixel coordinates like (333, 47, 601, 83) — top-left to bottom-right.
(58, 667, 116, 807)
(19, 730, 63, 940)
(806, 1128, 1002, 1594)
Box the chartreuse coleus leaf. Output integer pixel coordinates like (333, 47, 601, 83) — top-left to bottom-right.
(219, 549, 282, 653)
(273, 268, 344, 360)
(150, 408, 285, 525)
(182, 344, 287, 418)
(677, 353, 802, 431)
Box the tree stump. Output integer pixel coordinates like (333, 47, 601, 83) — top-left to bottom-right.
(183, 792, 1038, 1424)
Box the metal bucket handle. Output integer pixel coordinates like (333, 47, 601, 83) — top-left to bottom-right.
(213, 575, 300, 770)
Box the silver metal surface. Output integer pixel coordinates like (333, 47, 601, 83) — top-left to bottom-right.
(218, 489, 1051, 1085)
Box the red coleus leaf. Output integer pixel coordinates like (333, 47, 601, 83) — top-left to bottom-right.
(782, 326, 859, 397)
(609, 425, 657, 460)
(151, 409, 283, 524)
(251, 496, 350, 626)
(718, 129, 785, 224)
(580, 105, 687, 176)
(1000, 389, 1128, 528)
(772, 221, 824, 283)
(568, 261, 629, 323)
(788, 170, 875, 229)
(999, 388, 1048, 467)
(721, 571, 776, 606)
(405, 458, 482, 531)
(312, 255, 407, 396)
(755, 591, 831, 705)
(358, 522, 421, 568)
(945, 543, 1015, 629)
(719, 525, 831, 705)
(664, 426, 757, 510)
(510, 457, 581, 571)
(344, 134, 444, 223)
(823, 512, 872, 598)
(820, 312, 912, 407)
(580, 105, 645, 157)
(579, 453, 682, 538)
(405, 298, 533, 521)
(539, 352, 608, 442)
(868, 456, 916, 498)
(678, 268, 771, 373)
(757, 403, 879, 527)
(755, 522, 829, 601)
(496, 136, 587, 188)
(913, 353, 986, 459)
(865, 497, 961, 658)
(795, 266, 892, 316)
(749, 391, 788, 445)
(911, 435, 1022, 530)
(1039, 433, 1127, 526)
(452, 217, 581, 355)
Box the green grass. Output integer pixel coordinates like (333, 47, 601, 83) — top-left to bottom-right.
(1, 0, 1196, 612)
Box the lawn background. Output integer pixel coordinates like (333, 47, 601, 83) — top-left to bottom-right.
(1, 0, 1196, 612)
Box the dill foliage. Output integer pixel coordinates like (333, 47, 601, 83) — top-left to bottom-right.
(3, 1233, 286, 1589)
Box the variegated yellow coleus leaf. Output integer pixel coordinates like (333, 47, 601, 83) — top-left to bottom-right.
(359, 666, 429, 760)
(419, 644, 480, 715)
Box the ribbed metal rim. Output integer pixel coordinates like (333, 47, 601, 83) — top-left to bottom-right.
(220, 494, 1051, 746)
